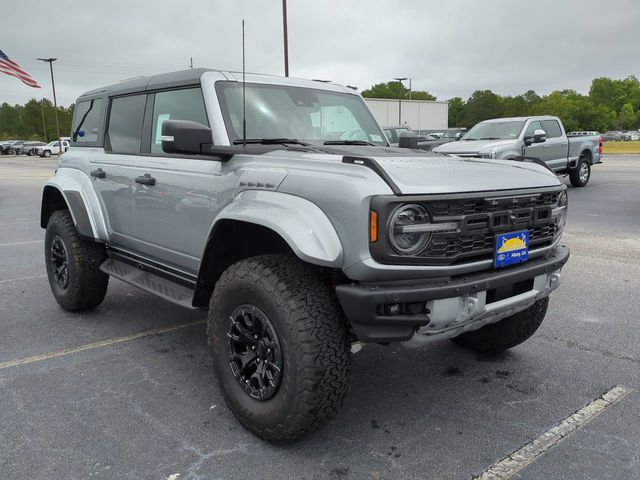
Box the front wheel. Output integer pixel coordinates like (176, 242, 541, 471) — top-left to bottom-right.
(569, 156, 591, 187)
(451, 297, 549, 353)
(208, 255, 351, 443)
(45, 209, 109, 311)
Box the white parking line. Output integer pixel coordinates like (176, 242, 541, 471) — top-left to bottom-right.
(0, 240, 43, 247)
(477, 385, 633, 480)
(0, 274, 47, 283)
(0, 320, 206, 370)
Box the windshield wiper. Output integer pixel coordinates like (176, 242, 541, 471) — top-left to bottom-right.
(323, 140, 375, 146)
(479, 137, 500, 140)
(233, 138, 312, 146)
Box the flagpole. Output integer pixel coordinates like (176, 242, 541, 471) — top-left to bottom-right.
(37, 58, 62, 152)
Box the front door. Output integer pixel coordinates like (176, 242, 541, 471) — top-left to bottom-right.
(132, 87, 220, 274)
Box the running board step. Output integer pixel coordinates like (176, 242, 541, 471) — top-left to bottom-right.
(100, 258, 196, 309)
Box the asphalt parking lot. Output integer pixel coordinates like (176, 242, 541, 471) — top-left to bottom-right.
(1, 155, 639, 480)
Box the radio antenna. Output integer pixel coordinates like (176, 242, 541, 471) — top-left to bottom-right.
(242, 19, 247, 152)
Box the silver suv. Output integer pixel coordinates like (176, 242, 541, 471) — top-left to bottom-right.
(41, 69, 569, 442)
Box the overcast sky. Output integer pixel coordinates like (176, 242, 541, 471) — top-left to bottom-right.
(1, 0, 638, 106)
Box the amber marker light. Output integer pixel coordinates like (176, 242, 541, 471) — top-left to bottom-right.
(369, 211, 378, 243)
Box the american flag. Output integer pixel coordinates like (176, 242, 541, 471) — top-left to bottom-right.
(0, 50, 41, 88)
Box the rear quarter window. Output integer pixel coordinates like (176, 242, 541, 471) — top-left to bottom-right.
(72, 98, 104, 145)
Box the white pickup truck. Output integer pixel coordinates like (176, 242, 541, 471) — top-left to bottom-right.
(434, 116, 602, 187)
(35, 140, 70, 157)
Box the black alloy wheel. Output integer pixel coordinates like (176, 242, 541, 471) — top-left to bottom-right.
(227, 305, 283, 401)
(49, 235, 69, 289)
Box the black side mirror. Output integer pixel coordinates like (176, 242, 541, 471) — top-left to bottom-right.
(161, 120, 212, 154)
(398, 132, 418, 149)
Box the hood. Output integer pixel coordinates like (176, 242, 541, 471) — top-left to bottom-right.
(371, 155, 558, 194)
(268, 146, 560, 195)
(433, 138, 518, 154)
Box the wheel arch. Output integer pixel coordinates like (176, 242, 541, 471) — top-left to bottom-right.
(192, 190, 344, 307)
(41, 185, 95, 239)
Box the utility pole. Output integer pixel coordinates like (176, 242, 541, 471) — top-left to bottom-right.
(409, 78, 412, 100)
(41, 104, 47, 142)
(190, 57, 193, 69)
(37, 58, 61, 151)
(282, 0, 289, 76)
(394, 77, 407, 124)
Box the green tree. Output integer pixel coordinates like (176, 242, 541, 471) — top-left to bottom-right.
(361, 81, 436, 100)
(447, 97, 465, 127)
(463, 90, 503, 126)
(618, 103, 636, 130)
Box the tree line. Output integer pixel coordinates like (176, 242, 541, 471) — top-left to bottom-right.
(0, 99, 74, 141)
(2, 75, 639, 140)
(362, 76, 640, 132)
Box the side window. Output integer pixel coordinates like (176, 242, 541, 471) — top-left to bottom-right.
(541, 120, 562, 138)
(383, 129, 393, 142)
(72, 98, 103, 143)
(524, 121, 542, 138)
(106, 94, 147, 154)
(151, 88, 209, 154)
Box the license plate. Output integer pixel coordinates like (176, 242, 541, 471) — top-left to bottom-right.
(495, 230, 529, 268)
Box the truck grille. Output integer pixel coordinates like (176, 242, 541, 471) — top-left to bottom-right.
(417, 191, 560, 265)
(369, 188, 564, 267)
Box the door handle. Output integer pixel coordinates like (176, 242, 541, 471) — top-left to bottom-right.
(542, 145, 550, 149)
(90, 168, 106, 179)
(135, 173, 156, 186)
(561, 143, 568, 146)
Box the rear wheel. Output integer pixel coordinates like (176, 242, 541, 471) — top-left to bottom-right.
(569, 156, 591, 187)
(45, 209, 109, 311)
(208, 254, 351, 443)
(451, 298, 549, 353)
(43, 150, 51, 158)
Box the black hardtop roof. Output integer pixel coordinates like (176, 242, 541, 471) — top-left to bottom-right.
(78, 68, 214, 99)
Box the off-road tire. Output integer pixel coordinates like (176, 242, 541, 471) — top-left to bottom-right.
(208, 254, 351, 443)
(44, 209, 109, 311)
(569, 156, 591, 187)
(451, 297, 549, 353)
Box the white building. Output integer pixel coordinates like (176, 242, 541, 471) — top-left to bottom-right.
(364, 98, 449, 130)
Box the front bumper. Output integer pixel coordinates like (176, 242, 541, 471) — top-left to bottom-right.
(336, 245, 569, 344)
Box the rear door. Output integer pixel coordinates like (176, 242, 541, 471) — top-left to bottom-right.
(88, 94, 146, 250)
(540, 119, 568, 171)
(131, 87, 220, 274)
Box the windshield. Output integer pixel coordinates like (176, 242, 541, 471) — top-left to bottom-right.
(216, 82, 387, 146)
(462, 121, 525, 141)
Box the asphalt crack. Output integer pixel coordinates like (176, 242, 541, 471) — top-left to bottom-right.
(538, 333, 640, 366)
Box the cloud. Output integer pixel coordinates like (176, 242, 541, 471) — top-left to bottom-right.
(1, 0, 638, 106)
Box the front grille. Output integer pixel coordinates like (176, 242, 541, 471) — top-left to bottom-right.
(369, 188, 564, 267)
(416, 192, 560, 265)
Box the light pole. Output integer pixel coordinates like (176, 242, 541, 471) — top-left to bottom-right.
(394, 77, 407, 124)
(37, 58, 61, 152)
(282, 0, 289, 76)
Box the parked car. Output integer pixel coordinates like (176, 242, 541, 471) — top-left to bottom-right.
(35, 140, 70, 157)
(434, 116, 602, 187)
(41, 69, 569, 443)
(19, 141, 47, 155)
(603, 131, 624, 142)
(1, 140, 25, 155)
(382, 125, 453, 151)
(623, 130, 640, 141)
